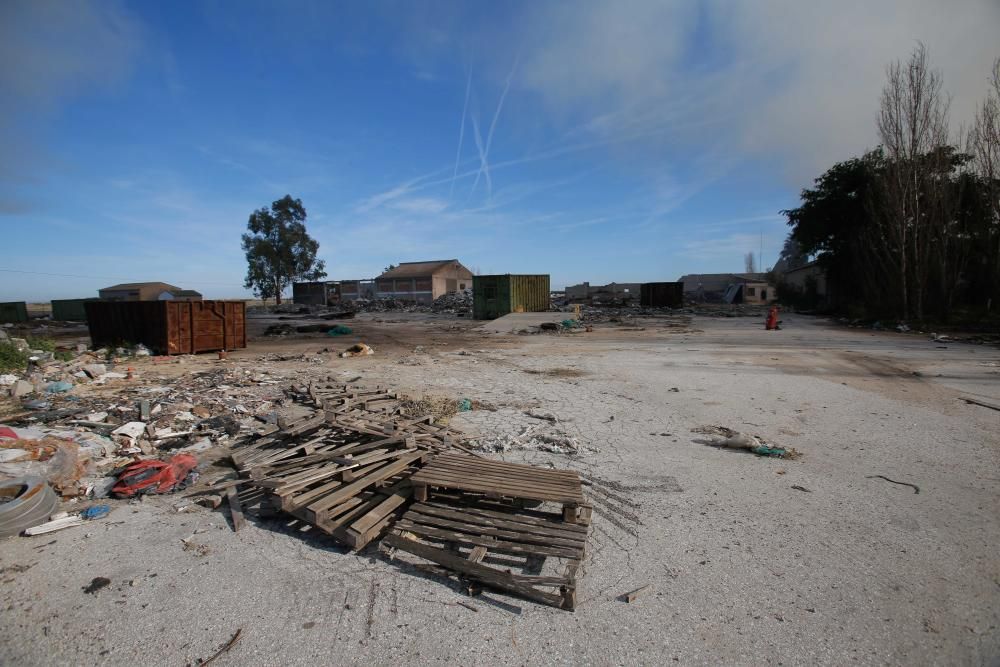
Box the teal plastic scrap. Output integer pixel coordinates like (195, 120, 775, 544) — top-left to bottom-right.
(561, 319, 578, 329)
(327, 325, 353, 336)
(751, 445, 787, 457)
(45, 381, 73, 393)
(457, 398, 473, 412)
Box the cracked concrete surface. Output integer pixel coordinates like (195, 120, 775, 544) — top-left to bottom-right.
(1, 313, 998, 665)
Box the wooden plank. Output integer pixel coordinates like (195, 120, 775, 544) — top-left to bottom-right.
(305, 450, 426, 517)
(407, 505, 588, 546)
(405, 508, 586, 550)
(412, 463, 582, 489)
(227, 486, 246, 532)
(412, 455, 581, 482)
(420, 502, 590, 534)
(623, 584, 650, 603)
(415, 453, 581, 478)
(393, 519, 581, 559)
(411, 468, 583, 495)
(468, 546, 487, 563)
(412, 457, 581, 483)
(348, 489, 411, 536)
(383, 533, 565, 608)
(407, 471, 584, 503)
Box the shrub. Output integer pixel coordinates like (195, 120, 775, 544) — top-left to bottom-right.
(0, 341, 29, 373)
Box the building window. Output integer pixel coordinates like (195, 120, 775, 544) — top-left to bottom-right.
(459, 283, 465, 290)
(747, 287, 756, 296)
(761, 290, 767, 300)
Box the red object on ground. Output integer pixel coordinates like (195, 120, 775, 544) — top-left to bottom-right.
(112, 453, 198, 497)
(766, 306, 780, 330)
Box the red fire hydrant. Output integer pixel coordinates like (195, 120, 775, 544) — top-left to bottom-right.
(765, 306, 780, 331)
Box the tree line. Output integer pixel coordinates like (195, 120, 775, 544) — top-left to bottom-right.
(781, 45, 1000, 323)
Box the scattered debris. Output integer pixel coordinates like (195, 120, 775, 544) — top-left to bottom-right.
(226, 486, 245, 532)
(82, 576, 111, 594)
(692, 426, 800, 459)
(341, 343, 375, 358)
(0, 476, 59, 538)
(199, 629, 243, 666)
(959, 396, 1000, 412)
(24, 513, 85, 535)
(112, 453, 198, 497)
(866, 474, 920, 494)
(621, 584, 650, 603)
(790, 485, 812, 493)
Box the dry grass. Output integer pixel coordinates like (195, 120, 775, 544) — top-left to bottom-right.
(399, 395, 460, 424)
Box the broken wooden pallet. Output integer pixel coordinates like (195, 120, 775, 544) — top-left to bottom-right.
(409, 452, 592, 524)
(384, 500, 588, 610)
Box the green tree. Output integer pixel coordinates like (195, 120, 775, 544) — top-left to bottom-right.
(782, 151, 884, 315)
(242, 195, 326, 304)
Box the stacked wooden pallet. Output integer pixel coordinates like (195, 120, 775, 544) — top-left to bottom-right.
(229, 382, 460, 549)
(222, 380, 593, 609)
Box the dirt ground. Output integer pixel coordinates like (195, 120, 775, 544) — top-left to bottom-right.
(1, 312, 998, 666)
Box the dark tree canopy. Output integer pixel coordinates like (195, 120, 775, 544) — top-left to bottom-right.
(242, 195, 326, 304)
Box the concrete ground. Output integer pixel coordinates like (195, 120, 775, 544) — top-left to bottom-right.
(1, 313, 998, 666)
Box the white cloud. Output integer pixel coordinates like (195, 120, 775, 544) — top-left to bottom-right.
(390, 197, 449, 214)
(0, 1, 141, 113)
(402, 1, 1000, 185)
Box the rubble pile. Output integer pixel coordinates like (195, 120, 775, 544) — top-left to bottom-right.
(351, 297, 426, 313)
(1, 348, 294, 500)
(430, 289, 472, 315)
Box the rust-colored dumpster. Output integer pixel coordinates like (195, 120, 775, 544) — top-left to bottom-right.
(84, 300, 246, 355)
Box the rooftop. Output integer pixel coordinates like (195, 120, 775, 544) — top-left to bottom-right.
(100, 282, 182, 292)
(379, 260, 466, 279)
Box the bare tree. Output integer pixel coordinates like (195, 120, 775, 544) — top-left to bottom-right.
(744, 252, 757, 273)
(970, 58, 1000, 297)
(874, 43, 952, 321)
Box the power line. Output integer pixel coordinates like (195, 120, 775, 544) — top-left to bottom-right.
(0, 268, 245, 288)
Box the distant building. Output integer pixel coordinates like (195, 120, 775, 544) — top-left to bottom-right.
(677, 273, 776, 304)
(782, 261, 827, 295)
(292, 280, 377, 306)
(99, 282, 184, 301)
(781, 261, 828, 307)
(564, 282, 641, 302)
(376, 260, 473, 303)
(166, 290, 203, 302)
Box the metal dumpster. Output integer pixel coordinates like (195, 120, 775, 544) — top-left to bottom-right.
(84, 300, 246, 354)
(0, 302, 28, 323)
(51, 298, 99, 322)
(473, 275, 550, 319)
(640, 282, 684, 308)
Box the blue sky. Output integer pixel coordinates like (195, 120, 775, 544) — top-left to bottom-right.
(2, 1, 998, 301)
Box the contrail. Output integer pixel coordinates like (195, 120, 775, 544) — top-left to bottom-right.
(470, 55, 518, 200)
(469, 108, 490, 198)
(449, 67, 473, 199)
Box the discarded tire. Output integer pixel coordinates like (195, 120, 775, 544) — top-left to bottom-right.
(0, 477, 58, 538)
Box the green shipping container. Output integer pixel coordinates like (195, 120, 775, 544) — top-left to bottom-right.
(51, 298, 99, 322)
(0, 301, 28, 323)
(473, 274, 550, 320)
